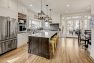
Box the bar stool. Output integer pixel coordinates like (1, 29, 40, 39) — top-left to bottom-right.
(52, 37, 57, 50)
(49, 40, 55, 56)
(54, 35, 58, 42)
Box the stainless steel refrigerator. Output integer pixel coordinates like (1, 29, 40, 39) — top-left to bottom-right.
(0, 16, 17, 55)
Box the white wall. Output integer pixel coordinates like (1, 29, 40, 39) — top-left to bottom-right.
(0, 0, 36, 19)
(17, 33, 29, 48)
(91, 0, 94, 15)
(90, 0, 94, 59)
(90, 29, 94, 59)
(52, 14, 60, 23)
(0, 0, 18, 18)
(62, 11, 91, 17)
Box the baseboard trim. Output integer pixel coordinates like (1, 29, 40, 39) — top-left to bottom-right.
(66, 37, 78, 39)
(17, 43, 27, 48)
(88, 54, 94, 63)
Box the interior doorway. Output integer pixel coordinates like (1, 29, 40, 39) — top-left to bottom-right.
(62, 15, 91, 38)
(66, 20, 80, 38)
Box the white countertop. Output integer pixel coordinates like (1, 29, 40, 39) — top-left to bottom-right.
(28, 30, 57, 38)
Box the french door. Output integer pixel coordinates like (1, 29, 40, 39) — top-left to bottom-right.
(66, 20, 80, 37)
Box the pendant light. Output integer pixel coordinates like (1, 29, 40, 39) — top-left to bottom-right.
(38, 0, 45, 20)
(45, 5, 50, 21)
(8, 0, 10, 8)
(45, 5, 52, 23)
(49, 9, 52, 21)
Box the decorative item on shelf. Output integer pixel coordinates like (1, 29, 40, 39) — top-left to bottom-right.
(18, 13, 27, 20)
(18, 13, 27, 32)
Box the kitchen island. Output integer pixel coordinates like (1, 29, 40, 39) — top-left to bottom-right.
(28, 30, 58, 59)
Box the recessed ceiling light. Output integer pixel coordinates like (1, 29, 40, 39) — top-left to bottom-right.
(66, 4, 70, 7)
(29, 4, 32, 7)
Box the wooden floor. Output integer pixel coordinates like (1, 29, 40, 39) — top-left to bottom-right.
(0, 38, 93, 63)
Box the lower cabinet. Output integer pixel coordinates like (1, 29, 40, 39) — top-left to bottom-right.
(28, 36, 50, 59)
(0, 38, 17, 55)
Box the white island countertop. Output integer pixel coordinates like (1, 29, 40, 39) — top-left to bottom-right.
(28, 30, 57, 38)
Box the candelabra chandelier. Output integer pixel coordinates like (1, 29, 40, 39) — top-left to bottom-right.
(37, 0, 46, 20)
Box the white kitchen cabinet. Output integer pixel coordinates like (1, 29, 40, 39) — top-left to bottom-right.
(17, 33, 29, 48)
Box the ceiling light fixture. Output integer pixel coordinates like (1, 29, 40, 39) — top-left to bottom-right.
(66, 4, 70, 7)
(49, 9, 52, 22)
(29, 4, 32, 7)
(45, 5, 52, 23)
(37, 0, 46, 20)
(45, 5, 49, 21)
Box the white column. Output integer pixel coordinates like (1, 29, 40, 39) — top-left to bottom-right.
(90, 0, 94, 59)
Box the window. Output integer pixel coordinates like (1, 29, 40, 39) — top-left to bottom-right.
(32, 21, 42, 29)
(66, 17, 71, 19)
(62, 15, 91, 37)
(45, 22, 49, 27)
(29, 20, 32, 28)
(84, 15, 91, 19)
(72, 16, 81, 19)
(28, 19, 42, 29)
(62, 17, 65, 19)
(88, 16, 91, 19)
(84, 20, 88, 29)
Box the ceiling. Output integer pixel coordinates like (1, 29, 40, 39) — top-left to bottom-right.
(21, 0, 91, 22)
(21, 0, 91, 13)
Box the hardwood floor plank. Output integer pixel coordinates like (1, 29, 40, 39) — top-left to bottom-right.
(0, 38, 93, 63)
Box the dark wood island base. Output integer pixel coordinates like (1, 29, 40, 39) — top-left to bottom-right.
(28, 31, 58, 59)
